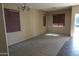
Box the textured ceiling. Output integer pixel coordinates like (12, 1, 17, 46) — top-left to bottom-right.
(25, 3, 79, 11)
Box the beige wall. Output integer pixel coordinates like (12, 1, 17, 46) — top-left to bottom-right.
(71, 5, 79, 37)
(47, 9, 71, 35)
(4, 3, 47, 46)
(0, 4, 8, 55)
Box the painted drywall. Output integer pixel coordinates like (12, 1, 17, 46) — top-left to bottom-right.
(71, 5, 79, 37)
(4, 3, 47, 46)
(0, 4, 8, 54)
(47, 9, 71, 35)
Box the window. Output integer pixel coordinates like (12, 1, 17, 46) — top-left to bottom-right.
(43, 15, 46, 26)
(53, 14, 65, 27)
(4, 8, 21, 32)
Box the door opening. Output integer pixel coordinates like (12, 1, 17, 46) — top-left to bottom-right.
(73, 14, 79, 37)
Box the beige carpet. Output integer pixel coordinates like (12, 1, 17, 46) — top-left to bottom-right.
(9, 33, 70, 56)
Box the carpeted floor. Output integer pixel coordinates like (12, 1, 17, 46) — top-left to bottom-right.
(9, 33, 71, 56)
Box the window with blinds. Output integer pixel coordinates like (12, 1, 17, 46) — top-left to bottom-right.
(53, 14, 65, 27)
(4, 8, 21, 32)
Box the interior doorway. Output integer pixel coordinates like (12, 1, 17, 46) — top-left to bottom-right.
(73, 14, 79, 37)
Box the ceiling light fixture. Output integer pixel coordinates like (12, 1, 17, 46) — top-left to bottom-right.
(17, 3, 31, 11)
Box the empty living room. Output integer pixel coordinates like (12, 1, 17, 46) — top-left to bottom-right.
(0, 3, 79, 56)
